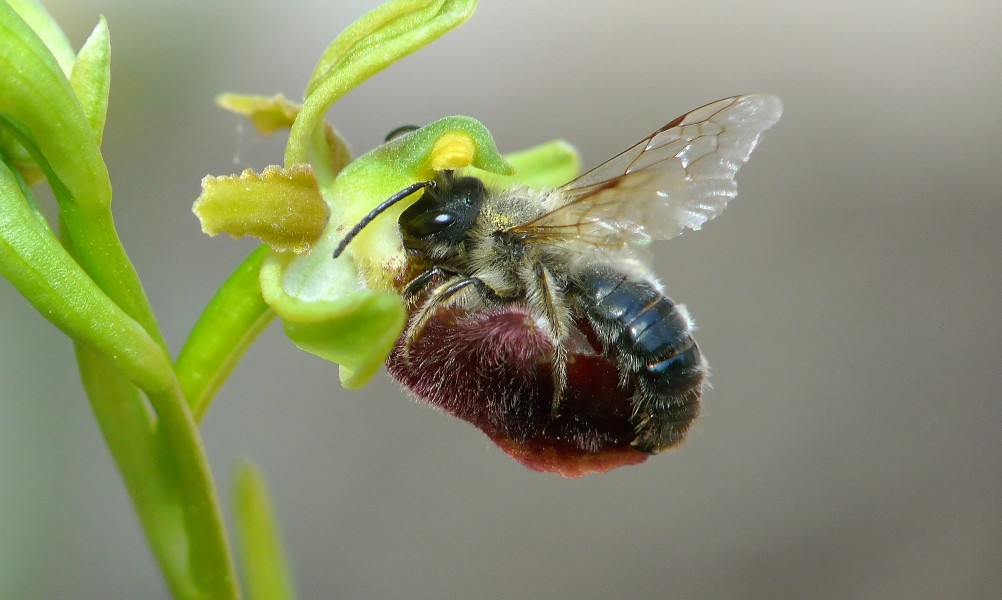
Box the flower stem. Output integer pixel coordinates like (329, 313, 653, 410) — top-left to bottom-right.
(58, 212, 240, 600)
(74, 346, 200, 599)
(147, 384, 241, 600)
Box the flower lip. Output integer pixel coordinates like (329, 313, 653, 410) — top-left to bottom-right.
(386, 303, 652, 477)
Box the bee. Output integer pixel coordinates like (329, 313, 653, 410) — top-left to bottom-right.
(335, 94, 782, 458)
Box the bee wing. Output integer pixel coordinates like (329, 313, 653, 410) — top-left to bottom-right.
(505, 95, 783, 249)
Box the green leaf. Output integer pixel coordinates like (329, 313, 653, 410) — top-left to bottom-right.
(0, 159, 173, 394)
(0, 5, 166, 350)
(69, 16, 111, 145)
(147, 385, 241, 600)
(234, 462, 298, 600)
(54, 208, 239, 600)
(2, 155, 239, 600)
(0, 2, 110, 212)
(4, 0, 75, 75)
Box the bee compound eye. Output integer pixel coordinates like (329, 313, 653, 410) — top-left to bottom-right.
(407, 210, 456, 237)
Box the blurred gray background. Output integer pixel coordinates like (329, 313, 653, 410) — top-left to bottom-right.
(2, 1, 1000, 598)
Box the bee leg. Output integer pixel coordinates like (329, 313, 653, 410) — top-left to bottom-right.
(401, 265, 461, 300)
(529, 263, 570, 418)
(399, 267, 465, 363)
(549, 346, 569, 419)
(401, 274, 505, 362)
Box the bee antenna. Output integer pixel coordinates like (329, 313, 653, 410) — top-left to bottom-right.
(333, 179, 436, 259)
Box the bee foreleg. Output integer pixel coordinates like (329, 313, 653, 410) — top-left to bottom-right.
(402, 274, 507, 362)
(529, 263, 570, 418)
(402, 265, 461, 299)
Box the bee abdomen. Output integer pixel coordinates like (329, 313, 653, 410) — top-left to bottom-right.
(577, 267, 705, 453)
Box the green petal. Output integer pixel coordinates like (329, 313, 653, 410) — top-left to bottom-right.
(470, 139, 581, 189)
(194, 165, 329, 254)
(216, 93, 301, 135)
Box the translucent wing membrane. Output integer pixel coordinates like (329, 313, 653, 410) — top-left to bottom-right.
(506, 94, 783, 249)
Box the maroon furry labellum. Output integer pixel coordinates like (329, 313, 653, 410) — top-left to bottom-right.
(386, 304, 655, 477)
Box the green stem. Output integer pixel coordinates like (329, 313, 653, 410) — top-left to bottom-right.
(148, 384, 241, 600)
(2, 135, 229, 597)
(176, 246, 274, 422)
(56, 209, 240, 600)
(75, 346, 199, 599)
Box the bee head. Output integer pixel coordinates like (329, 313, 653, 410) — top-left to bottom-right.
(399, 172, 487, 252)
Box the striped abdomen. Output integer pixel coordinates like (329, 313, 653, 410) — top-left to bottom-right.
(575, 266, 705, 452)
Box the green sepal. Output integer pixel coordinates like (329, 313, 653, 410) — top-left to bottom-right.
(305, 0, 476, 95)
(287, 0, 477, 176)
